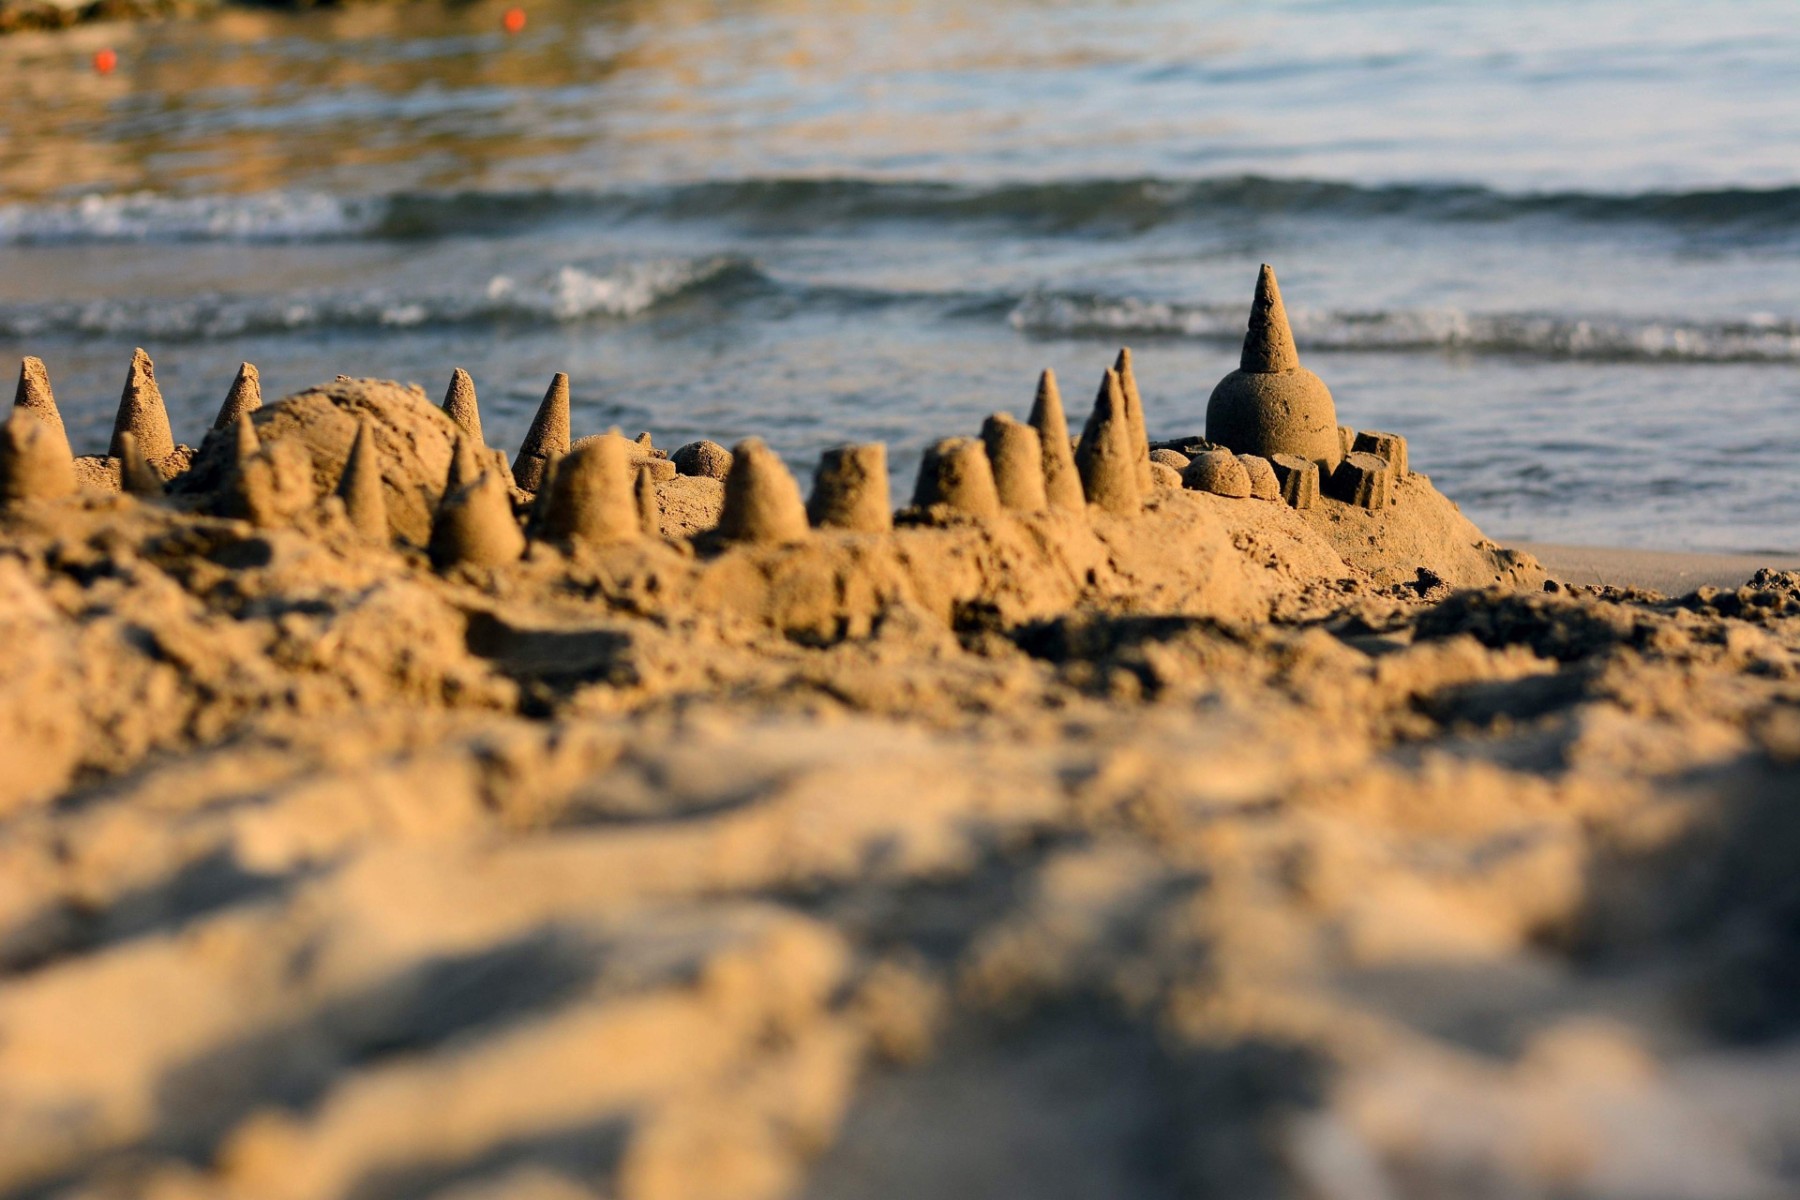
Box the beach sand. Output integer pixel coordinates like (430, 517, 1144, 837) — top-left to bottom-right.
(1, 367, 1798, 1200)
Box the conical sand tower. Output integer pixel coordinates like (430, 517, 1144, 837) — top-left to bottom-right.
(1205, 265, 1342, 473)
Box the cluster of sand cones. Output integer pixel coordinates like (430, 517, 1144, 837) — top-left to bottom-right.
(2, 266, 1415, 572)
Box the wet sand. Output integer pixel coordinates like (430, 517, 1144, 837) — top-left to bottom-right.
(1519, 541, 1800, 595)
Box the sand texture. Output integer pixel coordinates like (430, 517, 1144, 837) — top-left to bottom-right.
(0, 376, 1797, 1200)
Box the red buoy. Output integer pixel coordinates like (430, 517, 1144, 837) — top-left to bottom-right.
(502, 8, 526, 34)
(93, 48, 118, 75)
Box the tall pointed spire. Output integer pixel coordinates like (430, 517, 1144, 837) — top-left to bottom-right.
(442, 368, 484, 446)
(514, 372, 570, 492)
(1113, 348, 1154, 491)
(1240, 264, 1300, 374)
(1206, 264, 1341, 471)
(13, 358, 70, 456)
(1028, 369, 1085, 513)
(1075, 368, 1141, 515)
(213, 363, 262, 431)
(336, 420, 388, 541)
(111, 348, 175, 462)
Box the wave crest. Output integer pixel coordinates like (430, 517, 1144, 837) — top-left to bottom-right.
(1009, 293, 1800, 364)
(0, 257, 754, 340)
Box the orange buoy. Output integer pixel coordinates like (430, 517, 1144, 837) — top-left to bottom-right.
(93, 48, 118, 75)
(502, 8, 526, 34)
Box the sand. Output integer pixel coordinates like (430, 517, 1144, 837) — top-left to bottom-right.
(1, 372, 1797, 1200)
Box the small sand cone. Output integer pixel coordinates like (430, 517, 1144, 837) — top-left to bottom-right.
(213, 363, 262, 431)
(636, 464, 661, 538)
(981, 413, 1048, 513)
(227, 437, 314, 527)
(539, 433, 639, 546)
(912, 437, 1001, 519)
(445, 432, 486, 496)
(719, 438, 810, 544)
(513, 372, 571, 492)
(13, 357, 71, 457)
(231, 411, 261, 465)
(442, 368, 484, 446)
(110, 348, 176, 463)
(430, 469, 526, 569)
(1113, 348, 1154, 492)
(1027, 370, 1085, 513)
(336, 421, 388, 541)
(116, 431, 164, 497)
(807, 443, 892, 533)
(0, 411, 76, 503)
(1075, 369, 1142, 516)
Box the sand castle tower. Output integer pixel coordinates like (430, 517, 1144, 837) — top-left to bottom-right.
(1205, 265, 1342, 473)
(0, 410, 75, 503)
(214, 364, 262, 431)
(442, 369, 484, 446)
(808, 444, 892, 533)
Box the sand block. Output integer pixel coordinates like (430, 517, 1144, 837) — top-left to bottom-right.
(913, 437, 1001, 519)
(1327, 450, 1396, 510)
(1182, 449, 1252, 499)
(720, 438, 810, 544)
(0, 411, 75, 503)
(541, 434, 640, 547)
(982, 413, 1048, 512)
(1353, 430, 1410, 478)
(809, 444, 892, 533)
(673, 441, 733, 480)
(1238, 454, 1281, 502)
(1270, 454, 1320, 511)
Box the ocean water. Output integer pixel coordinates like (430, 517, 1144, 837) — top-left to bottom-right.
(3, 0, 1799, 551)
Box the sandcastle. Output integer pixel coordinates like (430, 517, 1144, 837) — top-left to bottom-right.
(2, 266, 1521, 613)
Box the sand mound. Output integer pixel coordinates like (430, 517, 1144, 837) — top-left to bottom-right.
(3, 372, 1796, 1200)
(174, 377, 462, 546)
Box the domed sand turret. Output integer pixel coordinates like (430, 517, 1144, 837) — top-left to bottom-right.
(1205, 265, 1342, 473)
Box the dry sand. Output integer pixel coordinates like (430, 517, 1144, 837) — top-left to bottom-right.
(1, 376, 1798, 1200)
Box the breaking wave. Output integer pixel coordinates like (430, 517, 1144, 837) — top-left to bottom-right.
(7, 175, 1800, 244)
(1009, 292, 1800, 364)
(0, 258, 755, 340)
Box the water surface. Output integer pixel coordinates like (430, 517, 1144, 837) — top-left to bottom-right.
(4, 0, 1800, 550)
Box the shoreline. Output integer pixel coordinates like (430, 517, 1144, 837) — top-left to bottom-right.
(1516, 541, 1800, 594)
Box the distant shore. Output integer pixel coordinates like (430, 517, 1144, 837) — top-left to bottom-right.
(0, 0, 350, 35)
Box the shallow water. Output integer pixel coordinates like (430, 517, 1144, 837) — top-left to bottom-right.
(3, 0, 1800, 551)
